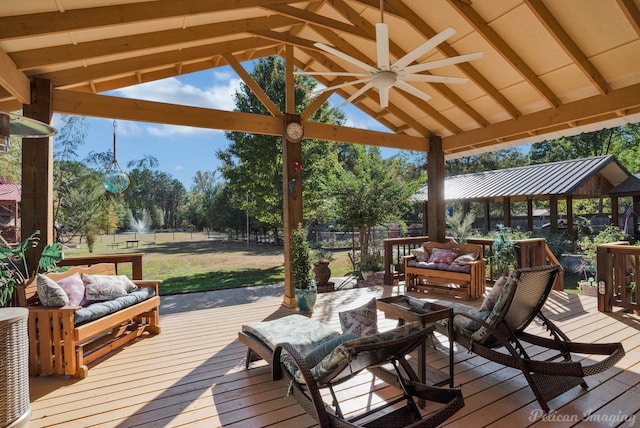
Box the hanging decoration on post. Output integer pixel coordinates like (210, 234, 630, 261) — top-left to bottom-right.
(103, 120, 130, 194)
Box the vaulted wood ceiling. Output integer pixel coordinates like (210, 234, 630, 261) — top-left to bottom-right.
(1, 0, 639, 157)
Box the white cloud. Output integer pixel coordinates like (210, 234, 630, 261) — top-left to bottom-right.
(113, 73, 242, 138)
(116, 75, 242, 111)
(145, 124, 223, 137)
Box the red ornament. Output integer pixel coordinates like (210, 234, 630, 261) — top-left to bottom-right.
(294, 161, 302, 172)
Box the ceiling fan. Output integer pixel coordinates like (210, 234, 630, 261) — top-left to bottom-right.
(0, 111, 57, 152)
(298, 2, 483, 108)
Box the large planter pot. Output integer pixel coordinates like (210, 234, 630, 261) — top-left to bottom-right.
(313, 262, 331, 285)
(295, 285, 317, 313)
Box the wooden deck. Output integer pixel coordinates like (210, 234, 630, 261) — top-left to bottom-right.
(26, 284, 640, 428)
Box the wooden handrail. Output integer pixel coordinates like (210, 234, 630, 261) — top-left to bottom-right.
(596, 242, 638, 313)
(59, 253, 145, 280)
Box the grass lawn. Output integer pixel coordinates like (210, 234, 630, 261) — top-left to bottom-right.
(61, 232, 356, 296)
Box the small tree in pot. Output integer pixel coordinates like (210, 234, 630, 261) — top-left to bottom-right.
(291, 224, 316, 312)
(312, 245, 334, 287)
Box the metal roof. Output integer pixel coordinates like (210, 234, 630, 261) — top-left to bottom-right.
(610, 173, 640, 197)
(0, 183, 21, 203)
(411, 155, 631, 202)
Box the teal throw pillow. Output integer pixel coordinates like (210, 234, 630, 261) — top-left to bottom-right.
(304, 333, 357, 369)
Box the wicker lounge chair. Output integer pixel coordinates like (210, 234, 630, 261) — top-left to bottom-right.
(434, 264, 625, 412)
(239, 316, 464, 427)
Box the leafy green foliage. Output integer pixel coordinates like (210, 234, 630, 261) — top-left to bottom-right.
(291, 225, 313, 289)
(491, 225, 520, 277)
(321, 146, 422, 261)
(446, 209, 476, 244)
(216, 56, 345, 231)
(0, 231, 62, 306)
(579, 225, 627, 270)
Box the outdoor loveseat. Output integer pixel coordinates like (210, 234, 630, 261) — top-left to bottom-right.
(404, 241, 486, 299)
(19, 263, 161, 378)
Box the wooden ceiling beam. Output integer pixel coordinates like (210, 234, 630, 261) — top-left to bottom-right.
(51, 88, 426, 150)
(0, 0, 297, 40)
(443, 82, 640, 151)
(223, 53, 282, 118)
(66, 47, 279, 95)
(0, 48, 30, 104)
(383, 0, 521, 120)
(617, 0, 640, 36)
(263, 4, 369, 39)
(11, 15, 298, 71)
(448, 0, 561, 108)
(34, 37, 277, 88)
(524, 0, 609, 95)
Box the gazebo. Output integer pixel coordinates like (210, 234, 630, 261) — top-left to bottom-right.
(411, 155, 638, 241)
(0, 1, 639, 308)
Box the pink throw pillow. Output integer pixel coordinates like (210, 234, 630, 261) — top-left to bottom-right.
(428, 249, 458, 265)
(57, 272, 86, 306)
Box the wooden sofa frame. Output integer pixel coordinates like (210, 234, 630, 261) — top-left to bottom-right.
(404, 241, 486, 300)
(19, 262, 161, 378)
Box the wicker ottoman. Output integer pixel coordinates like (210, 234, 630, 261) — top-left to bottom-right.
(0, 308, 31, 428)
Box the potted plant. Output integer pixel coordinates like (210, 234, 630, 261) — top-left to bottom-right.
(291, 224, 316, 312)
(490, 225, 518, 278)
(0, 231, 64, 307)
(312, 245, 334, 289)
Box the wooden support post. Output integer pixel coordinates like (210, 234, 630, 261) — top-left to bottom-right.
(422, 202, 428, 236)
(483, 199, 490, 232)
(503, 197, 511, 227)
(282, 45, 301, 309)
(427, 136, 445, 243)
(527, 198, 534, 232)
(549, 195, 558, 233)
(611, 196, 619, 226)
(634, 195, 640, 241)
(566, 195, 574, 241)
(22, 77, 53, 271)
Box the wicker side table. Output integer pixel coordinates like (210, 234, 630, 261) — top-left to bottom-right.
(0, 308, 31, 428)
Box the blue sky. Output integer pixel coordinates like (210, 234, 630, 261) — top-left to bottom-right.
(52, 65, 393, 190)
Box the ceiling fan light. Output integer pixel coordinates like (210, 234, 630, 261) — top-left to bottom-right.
(371, 71, 397, 89)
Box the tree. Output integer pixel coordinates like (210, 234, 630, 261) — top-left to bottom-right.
(216, 56, 345, 234)
(322, 146, 422, 265)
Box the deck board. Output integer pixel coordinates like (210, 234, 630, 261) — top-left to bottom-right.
(25, 284, 640, 427)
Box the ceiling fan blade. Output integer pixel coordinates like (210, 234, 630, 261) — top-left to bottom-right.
(310, 78, 371, 96)
(401, 74, 469, 84)
(392, 27, 457, 70)
(314, 42, 377, 73)
(394, 81, 432, 102)
(379, 86, 390, 108)
(295, 71, 370, 77)
(404, 52, 484, 74)
(376, 23, 390, 69)
(342, 82, 373, 106)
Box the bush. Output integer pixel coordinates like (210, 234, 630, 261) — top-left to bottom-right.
(578, 225, 627, 271)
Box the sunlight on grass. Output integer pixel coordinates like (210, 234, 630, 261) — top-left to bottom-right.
(160, 267, 284, 295)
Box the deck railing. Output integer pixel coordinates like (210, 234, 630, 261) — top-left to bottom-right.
(596, 242, 639, 313)
(383, 236, 563, 289)
(59, 253, 145, 279)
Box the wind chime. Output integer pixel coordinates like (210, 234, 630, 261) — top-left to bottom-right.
(103, 120, 130, 194)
